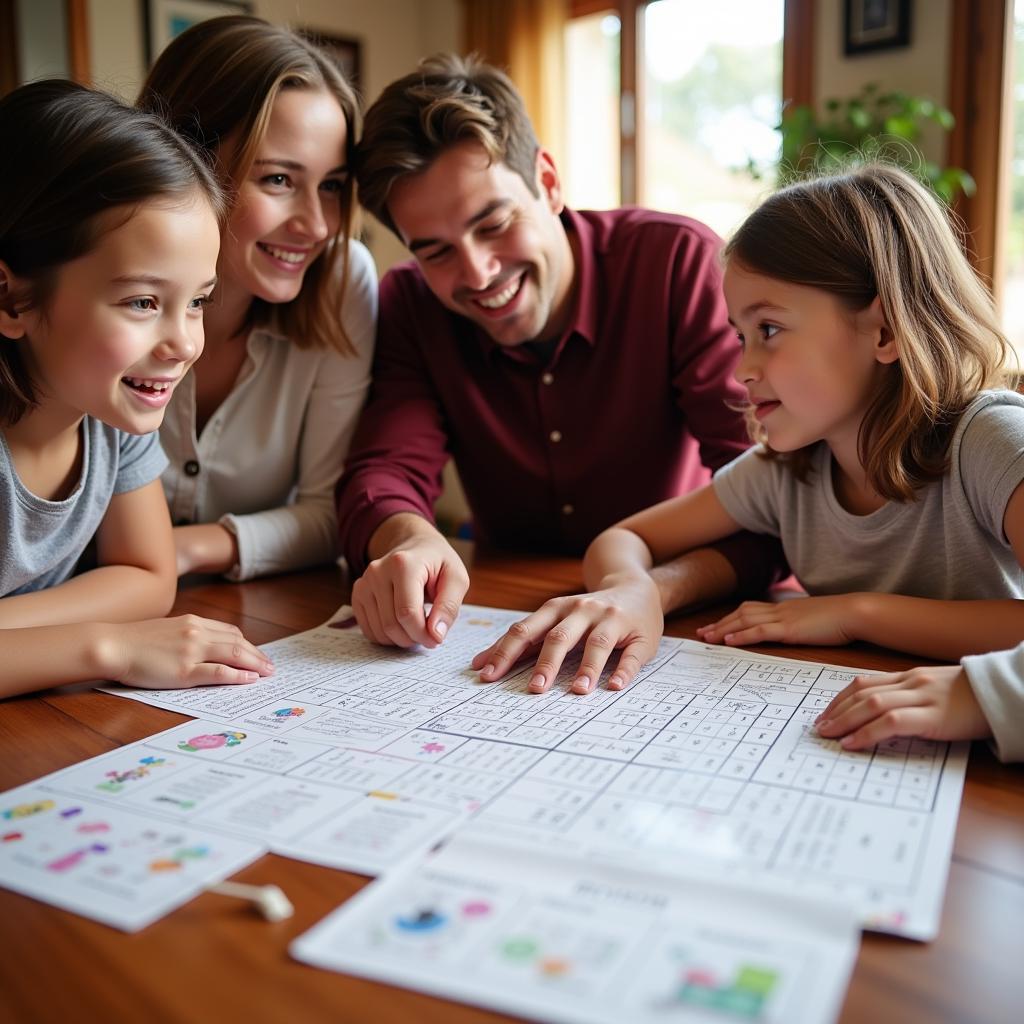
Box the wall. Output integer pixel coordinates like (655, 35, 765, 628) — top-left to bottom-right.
(86, 0, 461, 273)
(814, 0, 953, 163)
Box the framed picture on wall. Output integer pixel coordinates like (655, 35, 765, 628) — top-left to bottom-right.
(844, 0, 912, 56)
(144, 0, 253, 64)
(298, 29, 362, 94)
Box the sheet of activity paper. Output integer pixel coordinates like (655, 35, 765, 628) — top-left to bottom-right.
(94, 604, 967, 939)
(291, 835, 860, 1024)
(0, 785, 262, 931)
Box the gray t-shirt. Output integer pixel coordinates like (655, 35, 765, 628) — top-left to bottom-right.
(1, 419, 168, 596)
(713, 390, 1024, 601)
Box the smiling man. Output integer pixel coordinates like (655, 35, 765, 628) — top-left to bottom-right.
(336, 54, 784, 652)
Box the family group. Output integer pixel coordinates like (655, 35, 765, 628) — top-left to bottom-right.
(1, 16, 1021, 760)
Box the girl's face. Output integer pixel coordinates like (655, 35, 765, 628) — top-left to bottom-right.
(11, 195, 220, 434)
(216, 88, 348, 309)
(724, 260, 896, 459)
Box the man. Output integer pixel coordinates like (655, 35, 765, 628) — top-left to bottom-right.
(337, 54, 784, 672)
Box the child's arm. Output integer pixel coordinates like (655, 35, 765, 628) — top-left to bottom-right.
(472, 484, 742, 693)
(698, 480, 1024, 659)
(813, 664, 992, 750)
(0, 481, 274, 697)
(0, 481, 176, 628)
(0, 617, 273, 699)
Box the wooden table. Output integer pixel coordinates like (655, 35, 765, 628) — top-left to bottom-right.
(2, 548, 1022, 1024)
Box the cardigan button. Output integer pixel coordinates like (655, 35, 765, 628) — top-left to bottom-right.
(184, 459, 200, 476)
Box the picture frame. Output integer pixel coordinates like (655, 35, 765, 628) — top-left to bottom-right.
(144, 0, 253, 64)
(843, 0, 912, 56)
(298, 28, 362, 94)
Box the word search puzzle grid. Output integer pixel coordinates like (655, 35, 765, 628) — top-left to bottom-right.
(61, 607, 966, 939)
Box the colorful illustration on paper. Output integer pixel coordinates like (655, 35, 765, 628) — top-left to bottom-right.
(177, 732, 246, 753)
(2, 799, 56, 820)
(149, 844, 211, 873)
(272, 707, 306, 719)
(47, 842, 110, 872)
(659, 957, 780, 1019)
(96, 756, 168, 793)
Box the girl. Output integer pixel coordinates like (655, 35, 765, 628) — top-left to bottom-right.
(473, 164, 1024, 700)
(0, 80, 273, 697)
(138, 16, 377, 581)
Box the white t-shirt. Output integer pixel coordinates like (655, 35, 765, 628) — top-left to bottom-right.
(160, 240, 377, 580)
(712, 389, 1024, 600)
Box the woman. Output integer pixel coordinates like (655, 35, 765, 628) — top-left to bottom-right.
(139, 15, 377, 580)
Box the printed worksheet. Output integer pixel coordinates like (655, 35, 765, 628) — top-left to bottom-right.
(0, 784, 262, 931)
(80, 605, 967, 938)
(291, 834, 860, 1024)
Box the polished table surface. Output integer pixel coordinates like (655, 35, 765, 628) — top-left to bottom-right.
(2, 547, 1023, 1024)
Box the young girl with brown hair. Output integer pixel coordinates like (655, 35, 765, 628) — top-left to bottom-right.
(475, 165, 1024, 730)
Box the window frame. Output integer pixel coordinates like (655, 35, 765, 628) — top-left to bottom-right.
(568, 0, 815, 204)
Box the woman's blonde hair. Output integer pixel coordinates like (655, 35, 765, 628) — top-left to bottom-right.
(138, 15, 361, 353)
(724, 163, 1012, 501)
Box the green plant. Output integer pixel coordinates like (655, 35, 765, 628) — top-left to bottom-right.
(774, 82, 975, 203)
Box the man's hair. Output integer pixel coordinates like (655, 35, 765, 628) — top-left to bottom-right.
(355, 53, 540, 235)
(725, 162, 1012, 501)
(0, 79, 225, 426)
(139, 15, 361, 354)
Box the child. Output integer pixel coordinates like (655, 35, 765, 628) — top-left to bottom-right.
(0, 80, 273, 697)
(816, 641, 1024, 761)
(138, 16, 377, 581)
(473, 164, 1024, 697)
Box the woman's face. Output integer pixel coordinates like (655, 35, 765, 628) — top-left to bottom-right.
(216, 87, 348, 308)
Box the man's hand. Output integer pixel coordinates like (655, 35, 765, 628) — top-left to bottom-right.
(471, 574, 663, 694)
(353, 514, 469, 648)
(815, 665, 991, 750)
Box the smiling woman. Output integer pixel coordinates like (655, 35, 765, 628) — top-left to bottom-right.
(137, 15, 379, 582)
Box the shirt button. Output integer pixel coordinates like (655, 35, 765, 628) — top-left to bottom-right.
(541, 372, 554, 385)
(184, 459, 200, 476)
(549, 430, 562, 443)
(562, 503, 574, 516)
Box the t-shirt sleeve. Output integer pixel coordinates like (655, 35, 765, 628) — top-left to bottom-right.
(958, 397, 1024, 542)
(113, 430, 169, 495)
(711, 446, 783, 536)
(962, 641, 1024, 762)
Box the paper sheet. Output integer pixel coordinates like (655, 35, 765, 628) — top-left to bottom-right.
(0, 784, 262, 931)
(291, 834, 860, 1024)
(95, 604, 967, 940)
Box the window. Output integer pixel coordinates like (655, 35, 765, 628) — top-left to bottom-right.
(564, 0, 806, 238)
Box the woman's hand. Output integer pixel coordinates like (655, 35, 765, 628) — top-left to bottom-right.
(815, 665, 991, 749)
(471, 574, 664, 695)
(173, 523, 239, 576)
(101, 615, 273, 688)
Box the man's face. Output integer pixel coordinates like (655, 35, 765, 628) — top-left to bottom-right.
(387, 141, 576, 347)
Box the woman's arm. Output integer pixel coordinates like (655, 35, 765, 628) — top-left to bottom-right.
(179, 244, 378, 580)
(472, 485, 742, 692)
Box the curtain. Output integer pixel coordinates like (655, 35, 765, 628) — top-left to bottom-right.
(462, 0, 568, 162)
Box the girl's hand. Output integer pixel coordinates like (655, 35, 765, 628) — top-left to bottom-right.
(471, 575, 664, 695)
(102, 615, 274, 688)
(696, 594, 861, 647)
(815, 666, 992, 750)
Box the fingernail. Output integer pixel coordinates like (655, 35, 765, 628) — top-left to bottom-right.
(434, 620, 448, 638)
(529, 673, 545, 692)
(480, 663, 495, 678)
(572, 675, 590, 693)
(609, 674, 625, 690)
(244, 672, 258, 682)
